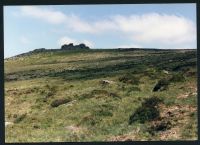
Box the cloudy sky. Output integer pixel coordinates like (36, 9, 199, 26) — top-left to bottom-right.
(4, 4, 196, 58)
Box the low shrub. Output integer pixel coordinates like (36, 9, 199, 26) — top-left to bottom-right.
(118, 75, 140, 85)
(142, 96, 163, 107)
(129, 96, 162, 124)
(14, 113, 27, 123)
(152, 78, 170, 92)
(148, 120, 172, 135)
(51, 98, 71, 107)
(169, 73, 185, 82)
(129, 107, 159, 124)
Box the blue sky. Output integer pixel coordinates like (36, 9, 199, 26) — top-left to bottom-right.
(4, 4, 196, 58)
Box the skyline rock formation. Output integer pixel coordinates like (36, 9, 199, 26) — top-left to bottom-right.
(61, 43, 90, 50)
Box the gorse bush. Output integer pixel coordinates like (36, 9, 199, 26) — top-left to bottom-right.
(129, 107, 160, 124)
(153, 78, 170, 92)
(152, 72, 185, 92)
(129, 96, 163, 124)
(142, 96, 163, 107)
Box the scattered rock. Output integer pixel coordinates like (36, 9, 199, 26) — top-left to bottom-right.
(32, 48, 46, 53)
(65, 125, 84, 133)
(65, 100, 77, 106)
(51, 98, 71, 107)
(163, 70, 169, 74)
(99, 80, 115, 85)
(177, 93, 190, 99)
(5, 122, 13, 127)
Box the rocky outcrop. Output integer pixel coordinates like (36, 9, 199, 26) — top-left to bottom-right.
(32, 48, 46, 53)
(61, 43, 90, 50)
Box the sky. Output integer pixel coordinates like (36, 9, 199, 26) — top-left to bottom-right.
(4, 4, 197, 58)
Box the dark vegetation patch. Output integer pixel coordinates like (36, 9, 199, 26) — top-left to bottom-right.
(13, 113, 27, 123)
(153, 78, 170, 92)
(185, 70, 197, 77)
(6, 87, 39, 96)
(153, 72, 186, 92)
(147, 120, 172, 136)
(118, 74, 140, 85)
(5, 61, 141, 82)
(151, 51, 196, 71)
(170, 73, 185, 82)
(50, 98, 71, 107)
(78, 89, 121, 100)
(127, 86, 141, 93)
(129, 96, 163, 124)
(5, 50, 196, 83)
(172, 61, 196, 72)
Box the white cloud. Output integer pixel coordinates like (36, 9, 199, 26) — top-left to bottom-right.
(67, 14, 95, 33)
(20, 36, 30, 44)
(82, 40, 94, 47)
(58, 36, 78, 46)
(57, 36, 94, 47)
(18, 6, 196, 48)
(20, 6, 67, 24)
(113, 13, 196, 45)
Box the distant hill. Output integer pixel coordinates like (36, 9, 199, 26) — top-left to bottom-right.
(5, 43, 196, 60)
(4, 48, 197, 142)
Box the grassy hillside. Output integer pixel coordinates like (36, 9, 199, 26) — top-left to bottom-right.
(4, 48, 197, 142)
